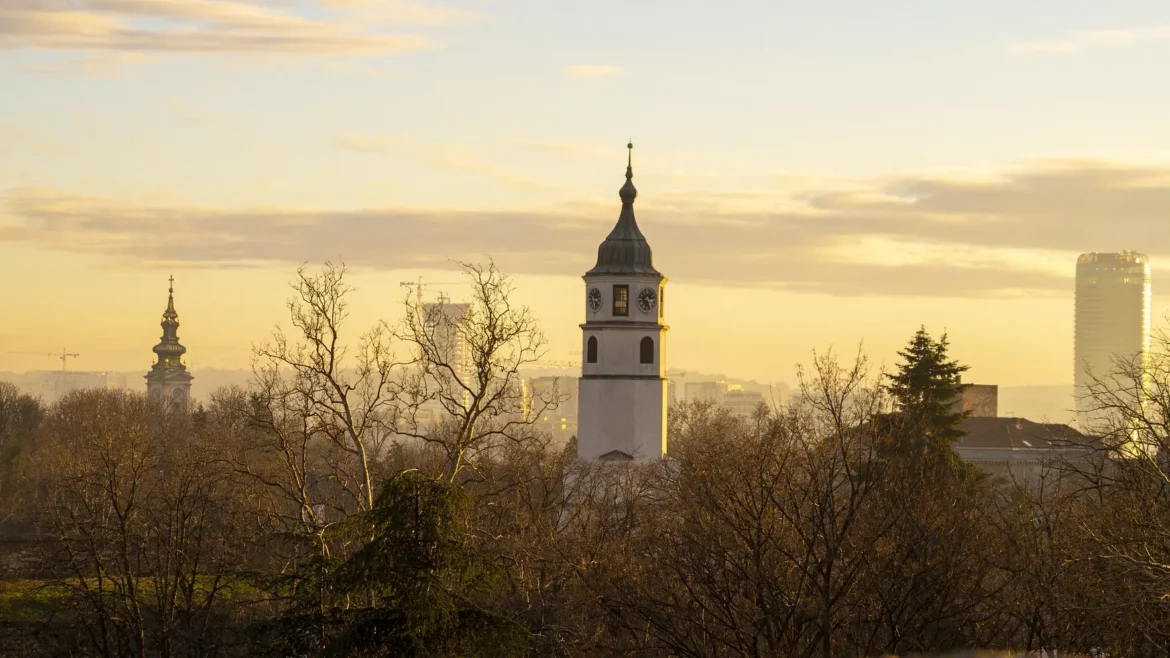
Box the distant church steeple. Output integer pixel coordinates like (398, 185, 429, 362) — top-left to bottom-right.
(145, 275, 193, 405)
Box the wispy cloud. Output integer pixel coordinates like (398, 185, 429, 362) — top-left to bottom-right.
(16, 52, 151, 77)
(165, 100, 234, 126)
(521, 140, 610, 158)
(5, 159, 1168, 298)
(1009, 26, 1170, 54)
(0, 0, 474, 58)
(338, 133, 570, 190)
(314, 0, 481, 24)
(562, 64, 620, 78)
(337, 133, 425, 154)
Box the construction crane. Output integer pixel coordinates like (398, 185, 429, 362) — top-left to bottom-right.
(3, 348, 81, 371)
(399, 277, 463, 309)
(53, 348, 81, 371)
(533, 359, 581, 369)
(533, 351, 582, 369)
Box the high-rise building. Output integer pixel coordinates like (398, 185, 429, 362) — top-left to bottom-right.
(577, 144, 668, 461)
(415, 299, 471, 421)
(722, 389, 766, 419)
(1074, 251, 1151, 425)
(682, 380, 766, 419)
(422, 300, 470, 383)
(527, 376, 578, 446)
(145, 276, 194, 406)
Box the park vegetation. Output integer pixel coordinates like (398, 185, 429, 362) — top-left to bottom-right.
(2, 262, 1169, 657)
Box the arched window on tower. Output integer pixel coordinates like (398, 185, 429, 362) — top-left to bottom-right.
(587, 336, 598, 363)
(640, 336, 654, 364)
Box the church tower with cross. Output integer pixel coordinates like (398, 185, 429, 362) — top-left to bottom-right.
(145, 276, 194, 406)
(577, 143, 669, 461)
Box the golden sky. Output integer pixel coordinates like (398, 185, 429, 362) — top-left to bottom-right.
(5, 0, 1170, 386)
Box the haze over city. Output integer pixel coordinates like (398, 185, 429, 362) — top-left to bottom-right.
(13, 2, 1170, 656)
(6, 0, 1170, 387)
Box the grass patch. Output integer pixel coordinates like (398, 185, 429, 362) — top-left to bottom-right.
(0, 580, 72, 622)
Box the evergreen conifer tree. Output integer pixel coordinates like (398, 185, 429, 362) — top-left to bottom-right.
(885, 326, 971, 450)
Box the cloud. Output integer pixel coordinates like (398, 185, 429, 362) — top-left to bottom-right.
(3, 159, 1169, 298)
(168, 105, 234, 126)
(521, 140, 610, 159)
(1009, 26, 1170, 54)
(562, 64, 620, 78)
(338, 133, 572, 190)
(338, 133, 429, 154)
(314, 0, 481, 24)
(17, 51, 151, 76)
(0, 0, 473, 58)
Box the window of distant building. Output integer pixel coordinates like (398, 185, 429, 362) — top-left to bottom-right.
(587, 336, 598, 363)
(613, 285, 629, 316)
(640, 336, 654, 364)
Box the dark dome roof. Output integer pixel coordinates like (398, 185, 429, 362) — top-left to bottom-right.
(586, 144, 660, 276)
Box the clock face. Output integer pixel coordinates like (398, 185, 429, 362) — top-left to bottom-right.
(638, 287, 658, 313)
(587, 287, 602, 311)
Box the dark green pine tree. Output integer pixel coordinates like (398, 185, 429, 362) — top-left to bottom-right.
(322, 470, 531, 658)
(885, 326, 971, 450)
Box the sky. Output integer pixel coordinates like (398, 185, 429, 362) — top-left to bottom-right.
(4, 0, 1170, 387)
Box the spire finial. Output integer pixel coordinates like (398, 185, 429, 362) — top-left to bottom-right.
(620, 141, 637, 202)
(168, 274, 174, 295)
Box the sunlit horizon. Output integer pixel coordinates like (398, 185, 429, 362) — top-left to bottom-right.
(6, 0, 1170, 387)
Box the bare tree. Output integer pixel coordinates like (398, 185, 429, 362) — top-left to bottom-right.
(35, 389, 247, 658)
(579, 349, 910, 658)
(0, 381, 44, 526)
(251, 261, 404, 514)
(395, 260, 551, 483)
(1046, 325, 1170, 653)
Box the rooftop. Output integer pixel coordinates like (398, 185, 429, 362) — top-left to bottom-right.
(957, 416, 1097, 452)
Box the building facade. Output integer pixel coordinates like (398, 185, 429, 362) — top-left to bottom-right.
(527, 376, 578, 447)
(956, 416, 1096, 485)
(145, 277, 193, 406)
(1074, 251, 1151, 426)
(722, 389, 767, 419)
(577, 144, 669, 461)
(950, 383, 998, 418)
(422, 300, 471, 406)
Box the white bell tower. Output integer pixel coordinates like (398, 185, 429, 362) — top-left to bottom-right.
(577, 143, 668, 461)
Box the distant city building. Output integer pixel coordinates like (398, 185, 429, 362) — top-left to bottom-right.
(680, 380, 767, 419)
(527, 376, 578, 446)
(0, 371, 129, 404)
(577, 144, 668, 461)
(684, 380, 735, 404)
(951, 383, 998, 418)
(145, 276, 193, 406)
(722, 389, 766, 419)
(416, 299, 471, 422)
(1074, 251, 1151, 427)
(956, 416, 1097, 484)
(422, 300, 471, 383)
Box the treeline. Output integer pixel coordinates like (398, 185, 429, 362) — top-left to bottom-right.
(2, 262, 1170, 657)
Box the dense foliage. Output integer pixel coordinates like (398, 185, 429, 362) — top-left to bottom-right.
(4, 268, 1170, 657)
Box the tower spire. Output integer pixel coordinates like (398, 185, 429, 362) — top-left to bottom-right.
(145, 275, 193, 404)
(620, 141, 636, 204)
(587, 141, 656, 275)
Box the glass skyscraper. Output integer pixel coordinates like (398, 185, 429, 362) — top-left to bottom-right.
(1074, 251, 1151, 427)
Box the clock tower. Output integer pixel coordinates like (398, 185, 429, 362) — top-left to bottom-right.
(577, 143, 668, 461)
